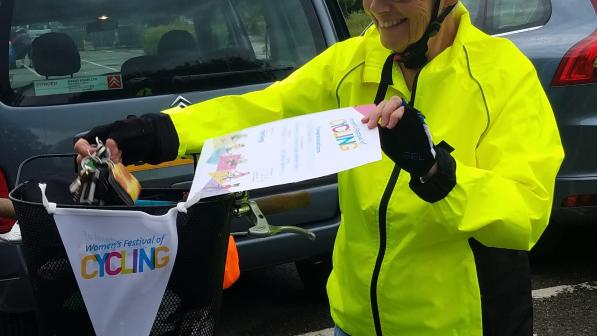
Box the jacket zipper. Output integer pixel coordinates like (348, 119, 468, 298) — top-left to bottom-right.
(370, 164, 401, 336)
(369, 64, 421, 335)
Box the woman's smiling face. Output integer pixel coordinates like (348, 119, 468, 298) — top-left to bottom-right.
(363, 0, 435, 52)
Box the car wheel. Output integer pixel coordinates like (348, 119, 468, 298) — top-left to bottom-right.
(295, 254, 332, 301)
(0, 311, 38, 335)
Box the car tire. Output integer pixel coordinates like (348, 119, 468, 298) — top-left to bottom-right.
(0, 311, 38, 336)
(295, 254, 332, 301)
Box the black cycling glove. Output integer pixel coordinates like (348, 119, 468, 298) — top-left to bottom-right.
(80, 113, 179, 166)
(378, 105, 436, 177)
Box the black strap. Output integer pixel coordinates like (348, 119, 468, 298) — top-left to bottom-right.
(437, 140, 455, 153)
(429, 0, 443, 33)
(395, 2, 457, 69)
(410, 71, 421, 106)
(435, 3, 458, 32)
(374, 53, 397, 105)
(373, 53, 422, 106)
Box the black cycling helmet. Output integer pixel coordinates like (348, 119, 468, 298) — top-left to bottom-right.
(395, 0, 458, 69)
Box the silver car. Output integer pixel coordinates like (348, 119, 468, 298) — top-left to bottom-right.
(0, 0, 348, 333)
(461, 0, 597, 242)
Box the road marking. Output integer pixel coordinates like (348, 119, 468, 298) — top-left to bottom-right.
(23, 64, 42, 78)
(81, 59, 119, 72)
(532, 282, 597, 300)
(295, 328, 542, 336)
(294, 283, 597, 336)
(297, 328, 333, 336)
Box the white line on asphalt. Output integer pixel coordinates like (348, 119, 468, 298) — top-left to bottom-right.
(295, 283, 597, 336)
(81, 59, 119, 72)
(295, 327, 539, 336)
(23, 64, 42, 78)
(298, 328, 333, 336)
(296, 326, 545, 336)
(532, 282, 597, 300)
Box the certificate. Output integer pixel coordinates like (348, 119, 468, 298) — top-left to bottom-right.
(188, 105, 381, 200)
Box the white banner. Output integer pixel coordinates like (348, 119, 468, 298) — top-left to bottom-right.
(51, 205, 178, 336)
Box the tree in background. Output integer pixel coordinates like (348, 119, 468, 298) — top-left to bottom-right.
(339, 0, 370, 36)
(338, 0, 363, 14)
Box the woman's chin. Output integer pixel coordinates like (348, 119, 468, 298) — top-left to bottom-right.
(380, 38, 408, 53)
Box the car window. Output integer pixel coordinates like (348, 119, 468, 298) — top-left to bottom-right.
(460, 0, 552, 35)
(460, 0, 484, 27)
(487, 0, 551, 34)
(4, 0, 326, 107)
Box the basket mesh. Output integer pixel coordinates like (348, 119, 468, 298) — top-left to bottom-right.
(11, 183, 233, 336)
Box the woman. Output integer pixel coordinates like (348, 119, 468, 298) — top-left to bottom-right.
(75, 1, 564, 335)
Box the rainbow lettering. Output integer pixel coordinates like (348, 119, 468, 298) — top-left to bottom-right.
(81, 246, 170, 279)
(330, 119, 358, 151)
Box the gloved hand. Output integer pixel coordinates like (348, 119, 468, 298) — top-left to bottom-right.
(377, 104, 436, 176)
(75, 113, 179, 166)
(363, 96, 456, 202)
(362, 96, 436, 176)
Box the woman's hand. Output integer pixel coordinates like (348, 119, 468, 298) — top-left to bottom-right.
(361, 96, 406, 129)
(74, 137, 123, 164)
(361, 96, 437, 178)
(72, 113, 178, 166)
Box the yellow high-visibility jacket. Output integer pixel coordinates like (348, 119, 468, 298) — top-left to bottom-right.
(164, 4, 563, 335)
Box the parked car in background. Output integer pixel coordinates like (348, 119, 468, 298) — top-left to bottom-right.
(8, 29, 31, 68)
(26, 24, 52, 40)
(0, 0, 594, 333)
(8, 42, 16, 69)
(461, 0, 597, 245)
(0, 0, 348, 333)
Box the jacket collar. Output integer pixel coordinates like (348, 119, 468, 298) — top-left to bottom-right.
(361, 2, 484, 84)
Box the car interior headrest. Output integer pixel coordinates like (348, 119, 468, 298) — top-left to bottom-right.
(31, 32, 81, 77)
(121, 55, 161, 81)
(157, 30, 198, 56)
(202, 47, 257, 63)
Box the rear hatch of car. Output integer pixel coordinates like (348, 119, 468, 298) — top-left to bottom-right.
(0, 0, 349, 288)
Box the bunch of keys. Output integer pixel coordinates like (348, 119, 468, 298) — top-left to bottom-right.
(70, 138, 141, 205)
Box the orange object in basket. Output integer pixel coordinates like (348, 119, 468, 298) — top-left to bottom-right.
(223, 235, 240, 289)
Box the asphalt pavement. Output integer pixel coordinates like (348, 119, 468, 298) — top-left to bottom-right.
(217, 224, 597, 336)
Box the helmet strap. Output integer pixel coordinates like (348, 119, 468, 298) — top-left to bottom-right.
(395, 1, 457, 69)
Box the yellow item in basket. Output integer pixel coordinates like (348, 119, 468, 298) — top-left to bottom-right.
(109, 162, 141, 205)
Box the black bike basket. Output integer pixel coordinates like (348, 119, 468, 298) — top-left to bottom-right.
(9, 154, 235, 336)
